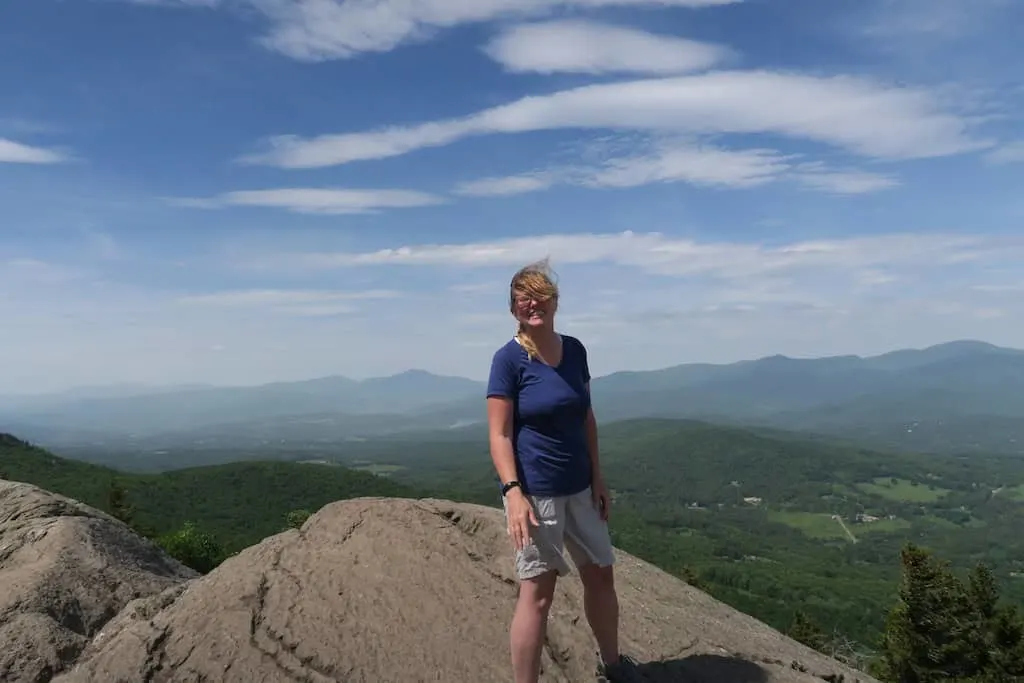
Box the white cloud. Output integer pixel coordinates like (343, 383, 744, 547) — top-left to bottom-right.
(259, 231, 1022, 283)
(122, 0, 220, 6)
(177, 288, 400, 307)
(580, 141, 789, 189)
(176, 288, 402, 318)
(452, 142, 790, 196)
(453, 140, 897, 197)
(859, 0, 1012, 41)
(246, 0, 739, 62)
(790, 164, 900, 195)
(483, 19, 733, 75)
(454, 173, 557, 197)
(168, 187, 446, 214)
(0, 138, 69, 164)
(985, 141, 1024, 165)
(241, 70, 988, 169)
(972, 283, 1024, 293)
(0, 258, 89, 289)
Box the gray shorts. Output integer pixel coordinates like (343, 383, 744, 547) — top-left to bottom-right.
(502, 485, 616, 581)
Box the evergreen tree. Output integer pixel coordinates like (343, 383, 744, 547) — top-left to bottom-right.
(877, 544, 976, 682)
(788, 609, 828, 652)
(966, 563, 1000, 673)
(878, 544, 1024, 683)
(979, 604, 1024, 682)
(107, 479, 134, 525)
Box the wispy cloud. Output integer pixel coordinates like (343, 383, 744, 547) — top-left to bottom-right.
(0, 138, 70, 164)
(455, 173, 558, 197)
(241, 70, 989, 170)
(454, 139, 898, 197)
(71, 227, 126, 262)
(252, 230, 1020, 282)
(177, 288, 400, 306)
(858, 0, 1013, 41)
(985, 141, 1024, 165)
(0, 258, 89, 286)
(168, 187, 446, 214)
(483, 19, 733, 75)
(790, 164, 900, 195)
(582, 142, 788, 189)
(122, 0, 220, 6)
(176, 288, 401, 317)
(242, 0, 739, 62)
(454, 140, 791, 196)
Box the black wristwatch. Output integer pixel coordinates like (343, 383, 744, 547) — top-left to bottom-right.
(501, 480, 522, 497)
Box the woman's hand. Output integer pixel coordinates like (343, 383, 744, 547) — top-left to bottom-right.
(592, 476, 611, 521)
(505, 489, 539, 550)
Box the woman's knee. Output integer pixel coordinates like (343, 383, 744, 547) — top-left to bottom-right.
(579, 563, 616, 592)
(517, 571, 557, 613)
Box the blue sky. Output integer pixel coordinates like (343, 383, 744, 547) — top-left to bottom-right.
(1, 0, 1023, 393)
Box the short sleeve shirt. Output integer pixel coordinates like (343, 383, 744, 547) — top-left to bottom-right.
(486, 334, 593, 497)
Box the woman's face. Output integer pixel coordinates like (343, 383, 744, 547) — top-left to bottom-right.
(512, 290, 556, 329)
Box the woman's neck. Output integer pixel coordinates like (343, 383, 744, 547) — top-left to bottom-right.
(521, 326, 558, 345)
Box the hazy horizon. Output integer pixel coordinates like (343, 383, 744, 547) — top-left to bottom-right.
(2, 337, 1015, 398)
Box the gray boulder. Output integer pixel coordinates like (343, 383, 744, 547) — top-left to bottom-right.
(0, 480, 196, 682)
(55, 496, 878, 682)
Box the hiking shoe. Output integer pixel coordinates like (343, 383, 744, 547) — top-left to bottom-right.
(596, 654, 646, 682)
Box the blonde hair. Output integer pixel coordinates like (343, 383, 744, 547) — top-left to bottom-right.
(509, 258, 559, 360)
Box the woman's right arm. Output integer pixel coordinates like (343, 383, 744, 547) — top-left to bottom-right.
(487, 396, 537, 549)
(487, 397, 519, 486)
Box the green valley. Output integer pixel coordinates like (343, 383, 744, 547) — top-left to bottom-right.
(0, 433, 423, 556)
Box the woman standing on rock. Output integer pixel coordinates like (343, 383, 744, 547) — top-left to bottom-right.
(486, 259, 642, 683)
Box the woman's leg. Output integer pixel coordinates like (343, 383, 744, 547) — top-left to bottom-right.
(578, 562, 619, 665)
(510, 569, 558, 683)
(503, 493, 570, 682)
(563, 487, 623, 668)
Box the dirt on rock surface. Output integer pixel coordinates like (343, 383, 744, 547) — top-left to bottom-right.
(0, 480, 197, 683)
(45, 494, 879, 683)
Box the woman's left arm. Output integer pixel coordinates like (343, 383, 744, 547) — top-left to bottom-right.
(584, 384, 602, 480)
(584, 382, 610, 519)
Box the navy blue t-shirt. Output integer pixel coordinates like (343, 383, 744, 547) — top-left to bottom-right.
(486, 334, 593, 497)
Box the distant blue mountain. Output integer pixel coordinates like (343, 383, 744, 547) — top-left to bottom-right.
(0, 369, 483, 436)
(4, 339, 1024, 456)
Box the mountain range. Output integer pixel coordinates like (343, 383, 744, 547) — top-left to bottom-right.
(4, 339, 1024, 458)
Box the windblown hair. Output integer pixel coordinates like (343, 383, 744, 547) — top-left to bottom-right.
(509, 258, 559, 360)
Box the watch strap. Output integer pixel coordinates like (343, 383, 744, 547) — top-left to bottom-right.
(501, 480, 522, 496)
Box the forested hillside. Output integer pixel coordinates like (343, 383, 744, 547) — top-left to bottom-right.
(0, 433, 423, 555)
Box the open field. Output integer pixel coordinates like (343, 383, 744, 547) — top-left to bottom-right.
(855, 477, 951, 503)
(350, 462, 406, 476)
(768, 510, 912, 542)
(1002, 485, 1024, 503)
(768, 511, 854, 540)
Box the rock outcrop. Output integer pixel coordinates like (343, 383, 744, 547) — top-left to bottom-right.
(0, 480, 196, 682)
(1, 480, 879, 683)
